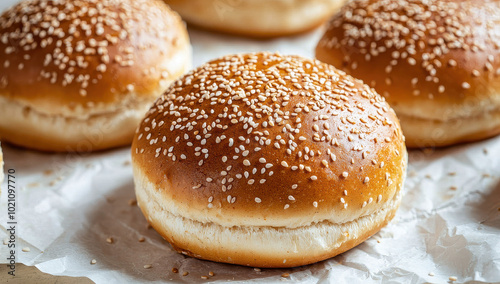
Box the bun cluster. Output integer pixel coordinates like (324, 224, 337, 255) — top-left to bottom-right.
(132, 52, 407, 267)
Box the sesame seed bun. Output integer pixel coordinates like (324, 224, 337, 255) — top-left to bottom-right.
(132, 52, 407, 268)
(0, 0, 191, 152)
(163, 0, 347, 37)
(316, 0, 500, 147)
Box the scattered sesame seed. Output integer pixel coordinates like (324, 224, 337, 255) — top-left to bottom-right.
(144, 264, 152, 269)
(22, 247, 30, 252)
(91, 259, 97, 265)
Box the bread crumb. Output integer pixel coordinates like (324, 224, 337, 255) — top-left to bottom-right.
(182, 271, 189, 276)
(106, 237, 114, 244)
(201, 276, 208, 279)
(208, 271, 215, 277)
(449, 276, 457, 281)
(172, 268, 178, 273)
(281, 273, 289, 277)
(128, 199, 137, 206)
(428, 272, 434, 276)
(254, 268, 261, 272)
(138, 236, 145, 242)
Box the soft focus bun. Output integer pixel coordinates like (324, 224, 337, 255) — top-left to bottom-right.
(132, 52, 407, 267)
(164, 0, 347, 37)
(0, 0, 191, 152)
(316, 0, 500, 147)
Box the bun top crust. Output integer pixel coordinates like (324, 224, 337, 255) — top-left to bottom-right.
(0, 0, 189, 116)
(132, 52, 406, 228)
(316, 0, 500, 121)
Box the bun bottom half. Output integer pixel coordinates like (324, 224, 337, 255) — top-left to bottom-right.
(0, 96, 154, 152)
(398, 109, 500, 148)
(165, 0, 347, 37)
(134, 166, 404, 268)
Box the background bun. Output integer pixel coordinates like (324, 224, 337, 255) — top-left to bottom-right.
(132, 52, 407, 268)
(316, 0, 500, 147)
(164, 0, 347, 37)
(0, 0, 191, 152)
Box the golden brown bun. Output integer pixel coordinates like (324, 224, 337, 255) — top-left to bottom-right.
(132, 52, 407, 267)
(164, 0, 347, 37)
(0, 0, 191, 152)
(316, 0, 500, 148)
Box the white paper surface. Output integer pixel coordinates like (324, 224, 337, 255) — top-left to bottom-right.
(1, 1, 500, 283)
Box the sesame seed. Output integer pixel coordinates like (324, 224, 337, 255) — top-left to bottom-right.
(91, 259, 97, 265)
(255, 197, 261, 203)
(310, 175, 318, 181)
(342, 172, 349, 178)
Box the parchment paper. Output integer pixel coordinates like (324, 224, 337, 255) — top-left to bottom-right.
(1, 1, 499, 283)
